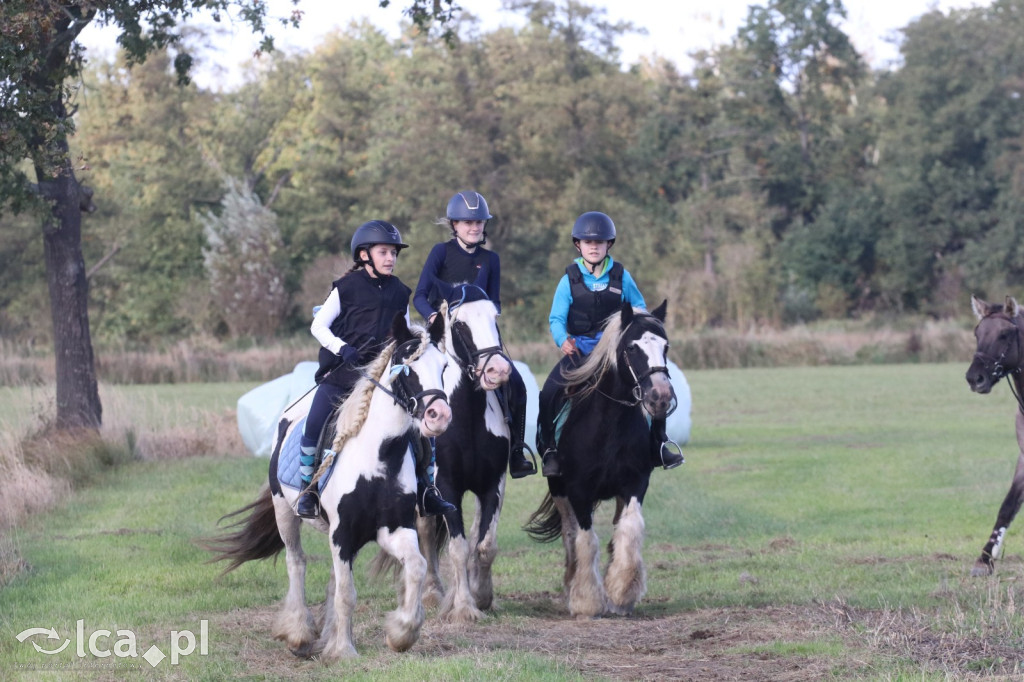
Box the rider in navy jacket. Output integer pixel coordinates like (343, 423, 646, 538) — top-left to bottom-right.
(413, 191, 538, 479)
(297, 220, 455, 519)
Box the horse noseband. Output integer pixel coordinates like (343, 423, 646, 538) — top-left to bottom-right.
(623, 352, 676, 417)
(406, 389, 449, 420)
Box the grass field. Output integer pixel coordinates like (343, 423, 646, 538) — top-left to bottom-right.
(3, 364, 1024, 680)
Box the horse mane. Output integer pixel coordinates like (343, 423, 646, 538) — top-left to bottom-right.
(561, 307, 636, 402)
(313, 325, 430, 480)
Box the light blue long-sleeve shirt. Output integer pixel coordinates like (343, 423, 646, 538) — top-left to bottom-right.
(548, 256, 646, 355)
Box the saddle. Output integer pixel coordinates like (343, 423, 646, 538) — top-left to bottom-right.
(276, 415, 340, 494)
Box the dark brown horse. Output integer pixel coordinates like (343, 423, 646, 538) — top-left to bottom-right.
(965, 294, 1024, 576)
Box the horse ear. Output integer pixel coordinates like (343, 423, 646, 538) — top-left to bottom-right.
(429, 302, 447, 344)
(391, 311, 413, 344)
(650, 299, 668, 323)
(971, 295, 991, 321)
(619, 300, 634, 327)
(431, 276, 456, 304)
(1006, 296, 1021, 318)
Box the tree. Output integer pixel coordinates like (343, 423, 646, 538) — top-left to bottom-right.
(201, 178, 290, 338)
(0, 0, 455, 430)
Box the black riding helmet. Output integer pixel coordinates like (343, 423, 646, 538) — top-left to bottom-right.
(351, 220, 408, 277)
(446, 191, 492, 247)
(571, 211, 616, 246)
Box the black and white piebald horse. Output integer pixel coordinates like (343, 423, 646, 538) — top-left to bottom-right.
(415, 277, 516, 623)
(203, 313, 451, 660)
(965, 294, 1024, 576)
(526, 301, 676, 617)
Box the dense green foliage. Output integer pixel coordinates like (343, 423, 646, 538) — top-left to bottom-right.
(4, 0, 1024, 348)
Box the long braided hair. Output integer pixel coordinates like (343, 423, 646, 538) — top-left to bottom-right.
(310, 325, 430, 482)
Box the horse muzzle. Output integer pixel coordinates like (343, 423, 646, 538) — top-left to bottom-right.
(641, 373, 677, 419)
(418, 398, 452, 437)
(477, 353, 512, 391)
(966, 360, 996, 394)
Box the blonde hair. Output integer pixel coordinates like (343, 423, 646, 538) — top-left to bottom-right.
(561, 308, 633, 402)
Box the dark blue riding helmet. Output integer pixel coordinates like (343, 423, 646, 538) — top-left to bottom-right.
(571, 211, 616, 245)
(350, 220, 408, 263)
(446, 191, 493, 222)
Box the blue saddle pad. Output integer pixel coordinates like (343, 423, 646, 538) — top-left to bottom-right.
(276, 416, 336, 493)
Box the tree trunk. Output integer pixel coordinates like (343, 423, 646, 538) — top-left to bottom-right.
(38, 159, 102, 431)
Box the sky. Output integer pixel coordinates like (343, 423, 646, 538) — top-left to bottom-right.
(78, 0, 986, 89)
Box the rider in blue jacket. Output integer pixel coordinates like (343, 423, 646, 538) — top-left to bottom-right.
(537, 211, 684, 476)
(414, 191, 537, 479)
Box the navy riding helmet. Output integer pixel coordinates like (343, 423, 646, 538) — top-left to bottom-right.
(350, 220, 408, 262)
(446, 191, 493, 222)
(571, 211, 616, 246)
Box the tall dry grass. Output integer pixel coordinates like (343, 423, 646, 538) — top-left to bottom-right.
(0, 337, 311, 387)
(0, 383, 248, 583)
(0, 319, 976, 387)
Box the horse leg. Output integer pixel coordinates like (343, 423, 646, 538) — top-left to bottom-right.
(437, 500, 483, 623)
(317, 552, 359, 660)
(377, 526, 427, 652)
(416, 514, 445, 607)
(974, 412, 1024, 576)
(554, 496, 607, 618)
(553, 496, 578, 599)
(270, 496, 318, 655)
(605, 496, 647, 615)
(468, 483, 504, 611)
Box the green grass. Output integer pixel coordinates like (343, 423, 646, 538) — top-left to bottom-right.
(3, 363, 1024, 678)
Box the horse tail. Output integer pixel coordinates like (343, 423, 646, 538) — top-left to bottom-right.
(523, 493, 562, 543)
(198, 484, 284, 575)
(368, 549, 400, 580)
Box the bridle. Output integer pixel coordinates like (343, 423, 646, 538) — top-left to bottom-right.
(364, 337, 448, 420)
(446, 284, 510, 383)
(598, 319, 676, 417)
(974, 312, 1024, 413)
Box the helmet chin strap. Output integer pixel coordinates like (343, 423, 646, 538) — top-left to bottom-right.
(359, 249, 391, 279)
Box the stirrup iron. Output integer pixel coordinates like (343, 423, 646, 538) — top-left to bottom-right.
(659, 438, 684, 469)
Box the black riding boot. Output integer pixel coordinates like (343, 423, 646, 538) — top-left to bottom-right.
(415, 437, 456, 517)
(296, 444, 321, 518)
(536, 406, 562, 477)
(651, 418, 684, 470)
(501, 385, 537, 478)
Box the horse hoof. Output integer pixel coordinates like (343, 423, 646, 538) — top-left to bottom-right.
(971, 561, 995, 577)
(289, 642, 318, 659)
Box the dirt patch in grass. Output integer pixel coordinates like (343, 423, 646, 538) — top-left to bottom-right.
(204, 597, 1023, 680)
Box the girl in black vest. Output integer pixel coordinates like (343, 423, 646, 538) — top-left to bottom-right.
(413, 191, 537, 479)
(296, 220, 455, 519)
